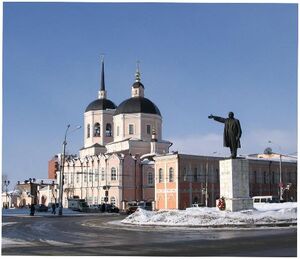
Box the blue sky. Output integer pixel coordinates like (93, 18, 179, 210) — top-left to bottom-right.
(3, 3, 297, 188)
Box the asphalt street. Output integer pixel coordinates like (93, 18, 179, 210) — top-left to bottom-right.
(2, 213, 297, 256)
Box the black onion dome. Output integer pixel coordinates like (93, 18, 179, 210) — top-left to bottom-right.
(115, 97, 161, 116)
(85, 98, 116, 112)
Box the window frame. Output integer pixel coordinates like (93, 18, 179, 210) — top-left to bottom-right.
(111, 167, 117, 181)
(94, 123, 101, 137)
(129, 124, 134, 135)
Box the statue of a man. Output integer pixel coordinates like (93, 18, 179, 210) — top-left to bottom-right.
(208, 112, 242, 159)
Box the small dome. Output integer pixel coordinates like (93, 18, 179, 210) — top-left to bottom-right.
(115, 97, 161, 116)
(85, 98, 116, 112)
(132, 81, 144, 89)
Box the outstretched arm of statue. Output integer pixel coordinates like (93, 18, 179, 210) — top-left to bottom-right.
(208, 114, 226, 123)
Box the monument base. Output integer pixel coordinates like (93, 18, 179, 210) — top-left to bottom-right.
(223, 197, 253, 212)
(219, 158, 254, 212)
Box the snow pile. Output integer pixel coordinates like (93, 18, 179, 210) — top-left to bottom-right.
(121, 202, 297, 227)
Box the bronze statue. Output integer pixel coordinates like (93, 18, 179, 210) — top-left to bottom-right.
(208, 112, 242, 159)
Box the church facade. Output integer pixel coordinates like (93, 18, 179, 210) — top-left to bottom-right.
(60, 61, 171, 209)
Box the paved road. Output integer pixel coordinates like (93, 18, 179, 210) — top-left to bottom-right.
(2, 214, 297, 256)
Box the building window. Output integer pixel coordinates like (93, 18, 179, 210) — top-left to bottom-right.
(106, 123, 112, 137)
(148, 172, 153, 185)
(193, 168, 198, 182)
(84, 172, 87, 183)
(117, 126, 120, 136)
(271, 171, 275, 184)
(159, 168, 163, 183)
(254, 171, 257, 184)
(263, 171, 267, 184)
(288, 172, 292, 182)
(101, 168, 105, 181)
(169, 168, 174, 182)
(95, 169, 99, 182)
(111, 167, 117, 181)
(76, 173, 80, 183)
(111, 197, 116, 205)
(183, 168, 187, 181)
(94, 123, 100, 137)
(129, 124, 134, 135)
(87, 124, 90, 138)
(147, 125, 151, 135)
(89, 170, 93, 182)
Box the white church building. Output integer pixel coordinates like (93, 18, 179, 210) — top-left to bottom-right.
(59, 60, 172, 209)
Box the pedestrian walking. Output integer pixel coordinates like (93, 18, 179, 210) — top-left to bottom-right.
(30, 204, 35, 216)
(51, 203, 56, 215)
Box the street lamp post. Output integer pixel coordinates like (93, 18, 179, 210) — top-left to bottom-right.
(58, 125, 81, 216)
(4, 180, 10, 209)
(58, 124, 70, 216)
(268, 140, 283, 201)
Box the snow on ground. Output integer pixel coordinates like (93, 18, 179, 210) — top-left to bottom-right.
(2, 237, 34, 247)
(121, 202, 297, 227)
(2, 208, 87, 216)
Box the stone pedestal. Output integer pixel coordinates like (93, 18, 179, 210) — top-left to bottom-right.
(219, 159, 253, 212)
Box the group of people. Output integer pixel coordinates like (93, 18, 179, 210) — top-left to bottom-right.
(29, 203, 57, 216)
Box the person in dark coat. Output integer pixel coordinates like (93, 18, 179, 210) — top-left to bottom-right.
(208, 112, 242, 158)
(30, 204, 35, 216)
(51, 203, 56, 215)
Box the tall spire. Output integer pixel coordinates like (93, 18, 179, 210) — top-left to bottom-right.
(100, 55, 105, 91)
(135, 60, 141, 82)
(98, 54, 107, 99)
(131, 60, 144, 98)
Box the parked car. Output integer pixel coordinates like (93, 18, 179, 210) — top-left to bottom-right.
(89, 204, 100, 211)
(35, 204, 49, 212)
(137, 201, 152, 211)
(126, 201, 138, 214)
(252, 196, 280, 203)
(191, 203, 205, 208)
(106, 204, 119, 213)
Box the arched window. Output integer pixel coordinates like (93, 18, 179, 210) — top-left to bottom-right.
(169, 168, 174, 182)
(89, 169, 93, 182)
(94, 123, 100, 137)
(111, 167, 117, 181)
(106, 123, 112, 137)
(148, 172, 153, 185)
(110, 196, 116, 205)
(159, 168, 163, 183)
(87, 124, 90, 138)
(129, 124, 134, 135)
(101, 168, 105, 181)
(95, 169, 99, 182)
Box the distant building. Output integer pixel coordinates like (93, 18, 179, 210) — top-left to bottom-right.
(14, 179, 57, 207)
(154, 153, 297, 210)
(48, 155, 60, 179)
